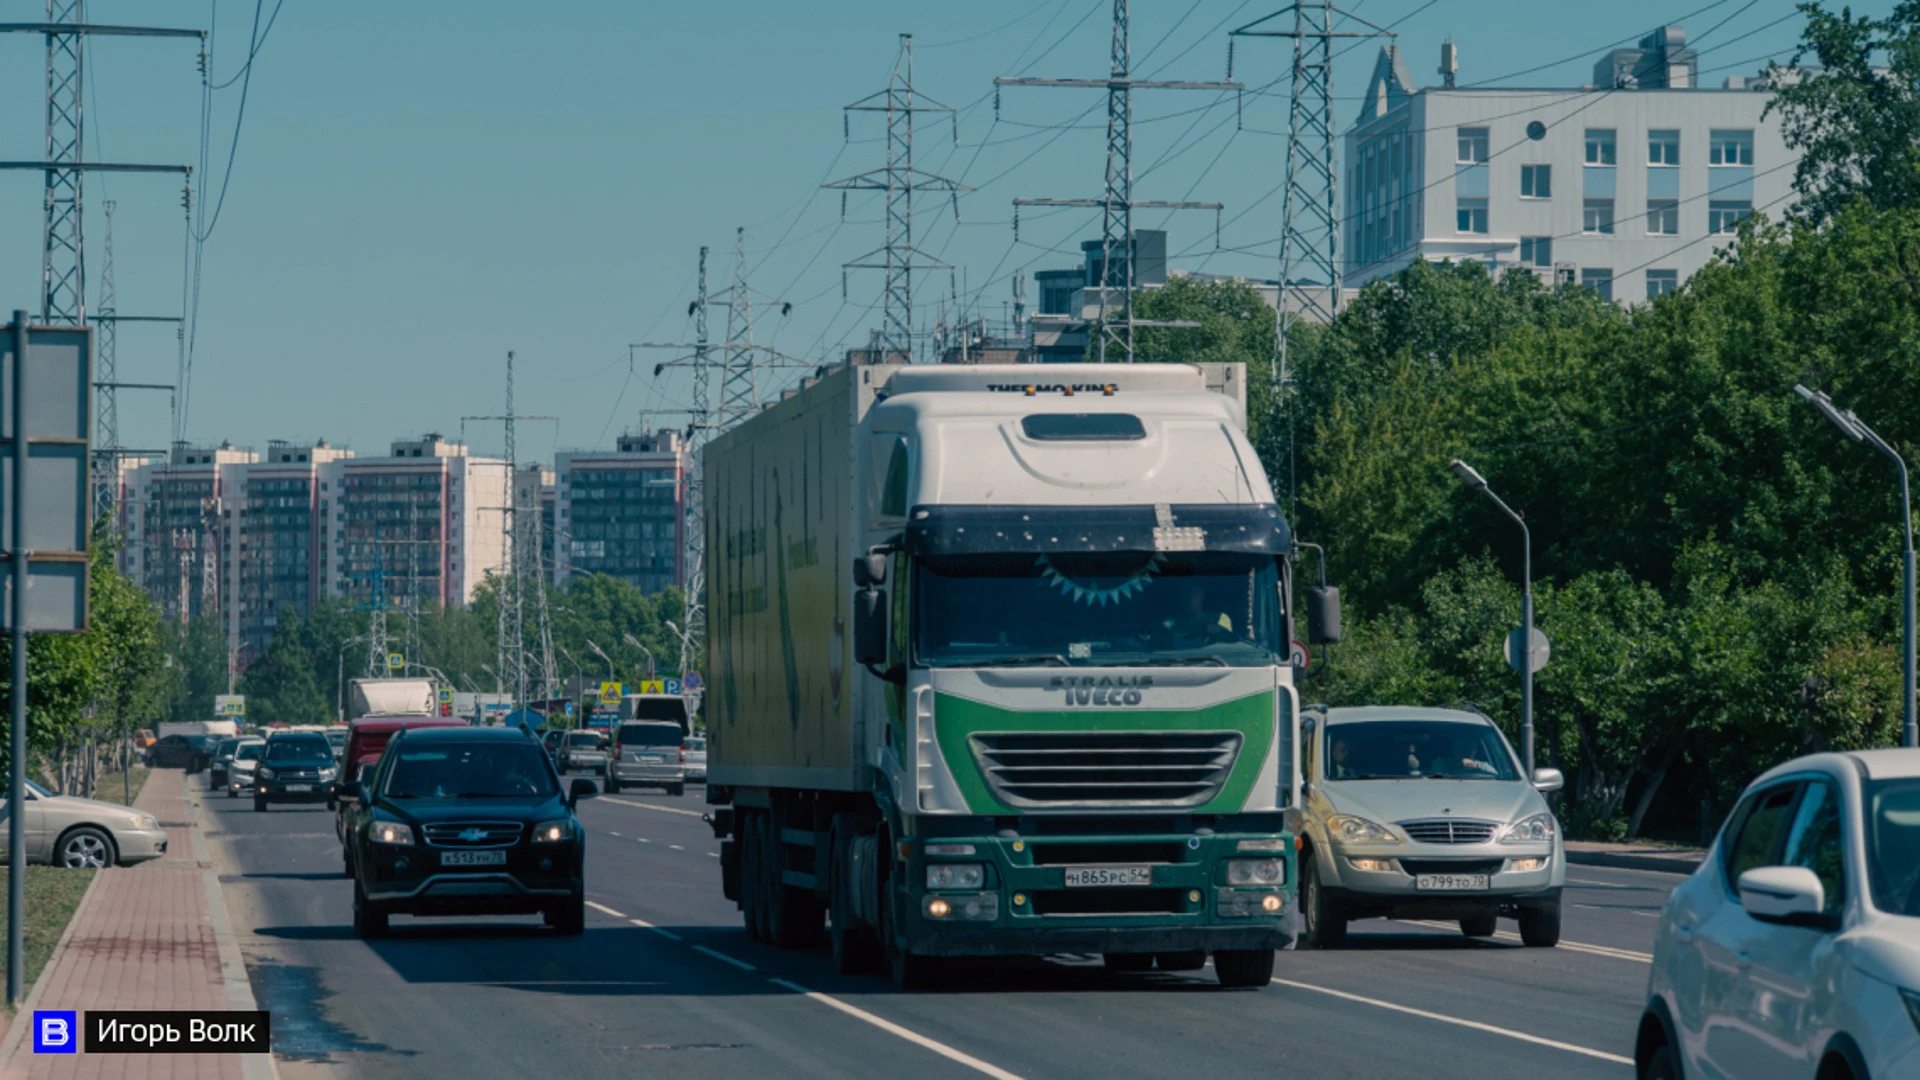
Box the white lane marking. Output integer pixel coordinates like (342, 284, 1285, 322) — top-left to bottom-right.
(692, 944, 757, 971)
(769, 978, 1029, 1080)
(1571, 902, 1663, 919)
(585, 901, 627, 918)
(1399, 920, 1653, 963)
(1568, 877, 1660, 890)
(630, 917, 682, 941)
(669, 844, 685, 850)
(609, 831, 622, 837)
(637, 838, 652, 843)
(1270, 978, 1633, 1065)
(601, 795, 706, 818)
(707, 852, 720, 858)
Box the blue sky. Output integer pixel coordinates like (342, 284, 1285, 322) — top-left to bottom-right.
(0, 0, 1835, 462)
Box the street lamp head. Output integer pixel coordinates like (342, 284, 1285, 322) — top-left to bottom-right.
(1448, 459, 1489, 491)
(1795, 384, 1868, 441)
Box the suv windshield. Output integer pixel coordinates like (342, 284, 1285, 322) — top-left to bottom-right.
(384, 742, 558, 799)
(215, 739, 240, 758)
(915, 552, 1281, 668)
(266, 738, 332, 763)
(1324, 720, 1520, 781)
(1866, 779, 1920, 916)
(619, 723, 682, 747)
(234, 742, 263, 761)
(686, 738, 706, 751)
(566, 732, 602, 747)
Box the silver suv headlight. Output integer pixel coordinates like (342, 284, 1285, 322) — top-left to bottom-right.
(1500, 812, 1556, 844)
(1327, 815, 1399, 844)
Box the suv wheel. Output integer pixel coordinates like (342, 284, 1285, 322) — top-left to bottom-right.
(547, 894, 585, 935)
(1301, 857, 1347, 949)
(352, 879, 388, 939)
(605, 771, 621, 795)
(1518, 900, 1561, 947)
(1460, 911, 1498, 938)
(667, 783, 685, 797)
(1642, 1045, 1680, 1080)
(254, 794, 268, 813)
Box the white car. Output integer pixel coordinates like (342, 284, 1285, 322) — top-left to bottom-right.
(1637, 748, 1920, 1080)
(226, 738, 265, 798)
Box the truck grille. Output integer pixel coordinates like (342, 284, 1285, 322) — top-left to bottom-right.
(1397, 819, 1499, 845)
(1029, 888, 1185, 916)
(422, 822, 523, 848)
(969, 731, 1241, 809)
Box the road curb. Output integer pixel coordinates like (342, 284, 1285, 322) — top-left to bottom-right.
(1565, 848, 1703, 875)
(185, 783, 279, 1080)
(0, 863, 105, 1076)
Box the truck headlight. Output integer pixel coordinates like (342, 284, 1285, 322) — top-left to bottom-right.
(371, 822, 415, 846)
(532, 819, 573, 843)
(926, 863, 985, 890)
(1227, 858, 1286, 886)
(1327, 815, 1398, 844)
(1500, 813, 1556, 844)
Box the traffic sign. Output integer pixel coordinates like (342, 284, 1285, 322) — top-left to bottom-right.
(1505, 627, 1550, 673)
(682, 671, 702, 691)
(1288, 641, 1310, 669)
(665, 678, 682, 695)
(437, 688, 453, 704)
(214, 695, 245, 717)
(599, 681, 624, 702)
(638, 679, 665, 695)
(1, 319, 92, 632)
(386, 652, 404, 672)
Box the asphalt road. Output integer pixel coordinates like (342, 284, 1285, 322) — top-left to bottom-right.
(194, 775, 1677, 1079)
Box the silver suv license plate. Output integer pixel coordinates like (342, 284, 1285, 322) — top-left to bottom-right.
(1415, 873, 1489, 891)
(1063, 865, 1151, 888)
(441, 850, 508, 867)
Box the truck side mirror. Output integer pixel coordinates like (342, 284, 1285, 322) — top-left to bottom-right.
(854, 588, 889, 665)
(853, 553, 888, 588)
(1306, 585, 1342, 645)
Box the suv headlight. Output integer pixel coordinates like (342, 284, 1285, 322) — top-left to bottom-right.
(370, 821, 415, 846)
(319, 766, 338, 781)
(1327, 815, 1399, 844)
(1500, 813, 1556, 844)
(926, 864, 985, 890)
(1226, 858, 1286, 886)
(257, 766, 276, 780)
(532, 819, 573, 843)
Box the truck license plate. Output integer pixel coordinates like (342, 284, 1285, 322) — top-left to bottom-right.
(441, 850, 507, 867)
(1063, 865, 1152, 888)
(1414, 874, 1489, 891)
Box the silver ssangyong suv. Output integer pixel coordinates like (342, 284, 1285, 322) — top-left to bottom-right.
(1298, 706, 1566, 949)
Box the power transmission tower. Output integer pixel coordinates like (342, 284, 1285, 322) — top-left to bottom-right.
(1230, 4, 1392, 496)
(999, 1, 1239, 363)
(825, 33, 968, 363)
(636, 232, 806, 676)
(94, 198, 116, 521)
(463, 356, 558, 711)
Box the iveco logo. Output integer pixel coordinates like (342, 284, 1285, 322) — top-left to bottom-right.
(1049, 674, 1153, 706)
(459, 828, 486, 842)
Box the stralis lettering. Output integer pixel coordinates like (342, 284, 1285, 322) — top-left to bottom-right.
(1049, 674, 1152, 706)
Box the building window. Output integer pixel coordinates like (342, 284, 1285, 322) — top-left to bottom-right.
(1646, 269, 1679, 298)
(1457, 127, 1489, 164)
(1456, 197, 1488, 234)
(1647, 199, 1679, 235)
(1520, 164, 1551, 199)
(1583, 199, 1615, 235)
(1581, 268, 1614, 301)
(1649, 129, 1680, 165)
(1709, 129, 1754, 166)
(1519, 236, 1553, 266)
(1709, 200, 1753, 233)
(1584, 129, 1616, 165)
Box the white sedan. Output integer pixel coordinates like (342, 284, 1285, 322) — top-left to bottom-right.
(1637, 748, 1919, 1079)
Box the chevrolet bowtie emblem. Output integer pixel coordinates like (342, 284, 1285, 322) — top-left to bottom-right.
(459, 828, 485, 842)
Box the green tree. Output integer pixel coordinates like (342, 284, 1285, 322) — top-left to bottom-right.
(1123, 276, 1280, 448)
(239, 613, 330, 727)
(1767, 2, 1920, 224)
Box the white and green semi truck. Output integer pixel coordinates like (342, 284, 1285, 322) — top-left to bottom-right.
(704, 360, 1338, 988)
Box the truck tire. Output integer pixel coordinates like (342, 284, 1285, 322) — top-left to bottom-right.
(1213, 949, 1275, 988)
(881, 881, 939, 990)
(1518, 900, 1561, 947)
(740, 811, 766, 940)
(1155, 950, 1207, 972)
(829, 816, 881, 974)
(767, 806, 823, 948)
(1301, 858, 1347, 949)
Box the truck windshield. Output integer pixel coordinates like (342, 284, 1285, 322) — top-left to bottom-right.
(915, 552, 1281, 667)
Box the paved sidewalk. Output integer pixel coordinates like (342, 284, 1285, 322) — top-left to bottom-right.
(0, 769, 273, 1080)
(1565, 839, 1707, 874)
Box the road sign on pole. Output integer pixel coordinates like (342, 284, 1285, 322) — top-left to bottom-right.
(4, 311, 91, 1007)
(599, 681, 624, 702)
(1506, 626, 1550, 673)
(682, 671, 702, 691)
(386, 652, 404, 672)
(214, 695, 245, 717)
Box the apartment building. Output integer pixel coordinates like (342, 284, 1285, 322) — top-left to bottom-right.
(321, 434, 510, 612)
(229, 439, 354, 656)
(122, 442, 257, 628)
(1344, 28, 1792, 302)
(553, 430, 689, 593)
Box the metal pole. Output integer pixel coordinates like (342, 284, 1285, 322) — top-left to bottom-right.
(1519, 518, 1535, 775)
(9, 310, 30, 1006)
(1894, 447, 1918, 748)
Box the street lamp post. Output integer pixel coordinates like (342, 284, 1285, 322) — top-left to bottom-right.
(1450, 459, 1538, 774)
(623, 633, 657, 678)
(1795, 385, 1918, 748)
(585, 639, 616, 681)
(336, 635, 369, 723)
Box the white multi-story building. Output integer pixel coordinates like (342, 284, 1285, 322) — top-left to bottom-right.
(1344, 27, 1792, 303)
(320, 434, 510, 611)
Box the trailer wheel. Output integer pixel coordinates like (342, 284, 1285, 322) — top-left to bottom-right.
(740, 810, 765, 940)
(768, 805, 823, 948)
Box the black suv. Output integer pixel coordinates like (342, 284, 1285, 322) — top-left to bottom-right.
(254, 733, 340, 811)
(344, 726, 593, 937)
(147, 734, 218, 772)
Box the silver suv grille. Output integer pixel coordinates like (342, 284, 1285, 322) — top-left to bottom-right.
(1397, 819, 1499, 844)
(422, 822, 524, 848)
(969, 731, 1241, 809)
